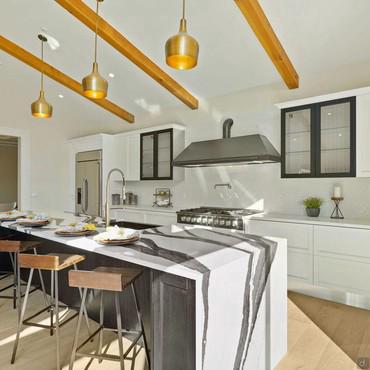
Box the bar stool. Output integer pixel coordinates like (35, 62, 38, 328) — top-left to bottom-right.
(68, 266, 150, 370)
(0, 240, 48, 310)
(11, 253, 91, 370)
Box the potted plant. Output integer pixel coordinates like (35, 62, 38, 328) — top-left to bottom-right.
(303, 197, 323, 217)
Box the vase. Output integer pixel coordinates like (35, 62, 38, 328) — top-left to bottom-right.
(306, 208, 320, 217)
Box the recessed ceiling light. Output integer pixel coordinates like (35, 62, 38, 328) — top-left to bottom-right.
(58, 94, 64, 99)
(327, 112, 332, 116)
(108, 73, 115, 78)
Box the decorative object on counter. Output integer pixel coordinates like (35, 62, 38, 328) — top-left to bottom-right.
(0, 210, 27, 222)
(31, 34, 53, 118)
(330, 197, 344, 219)
(214, 183, 232, 190)
(153, 188, 173, 208)
(303, 197, 323, 217)
(94, 226, 140, 245)
(112, 193, 121, 206)
(333, 185, 342, 198)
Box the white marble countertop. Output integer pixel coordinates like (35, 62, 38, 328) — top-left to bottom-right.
(250, 212, 370, 230)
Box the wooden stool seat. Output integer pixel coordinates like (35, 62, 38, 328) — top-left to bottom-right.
(0, 240, 41, 253)
(19, 253, 85, 271)
(69, 267, 143, 292)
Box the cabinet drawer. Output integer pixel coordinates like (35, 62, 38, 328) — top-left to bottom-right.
(248, 220, 313, 252)
(314, 225, 370, 259)
(315, 256, 370, 295)
(120, 210, 146, 223)
(288, 251, 313, 283)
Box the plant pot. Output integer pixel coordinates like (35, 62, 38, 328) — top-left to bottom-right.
(306, 208, 320, 217)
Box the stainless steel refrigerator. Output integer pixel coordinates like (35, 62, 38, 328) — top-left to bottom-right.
(75, 150, 102, 217)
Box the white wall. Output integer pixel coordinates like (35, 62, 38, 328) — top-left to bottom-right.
(121, 61, 370, 218)
(3, 59, 370, 218)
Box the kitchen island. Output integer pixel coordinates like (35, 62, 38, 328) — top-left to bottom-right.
(0, 221, 287, 370)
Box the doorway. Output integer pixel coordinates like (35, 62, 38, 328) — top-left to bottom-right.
(0, 135, 18, 210)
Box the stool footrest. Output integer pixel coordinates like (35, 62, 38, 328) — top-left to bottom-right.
(75, 325, 144, 362)
(23, 305, 79, 330)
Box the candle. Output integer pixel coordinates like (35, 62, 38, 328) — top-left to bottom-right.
(333, 186, 342, 198)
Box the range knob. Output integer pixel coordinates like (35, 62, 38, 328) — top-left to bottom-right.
(232, 220, 239, 228)
(181, 216, 186, 222)
(191, 217, 197, 223)
(186, 217, 191, 222)
(202, 217, 208, 225)
(213, 219, 219, 226)
(225, 220, 232, 227)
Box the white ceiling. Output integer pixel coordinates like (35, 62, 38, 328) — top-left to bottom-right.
(1, 0, 370, 123)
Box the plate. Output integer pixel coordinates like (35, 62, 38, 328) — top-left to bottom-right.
(17, 220, 50, 228)
(55, 230, 97, 237)
(96, 236, 140, 246)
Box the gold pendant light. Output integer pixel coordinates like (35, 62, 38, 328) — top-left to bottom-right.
(82, 0, 108, 99)
(31, 35, 53, 118)
(165, 0, 199, 70)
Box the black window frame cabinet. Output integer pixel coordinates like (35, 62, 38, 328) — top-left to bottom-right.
(140, 128, 174, 180)
(281, 97, 356, 178)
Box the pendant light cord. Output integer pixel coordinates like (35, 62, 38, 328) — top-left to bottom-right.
(94, 0, 100, 63)
(182, 0, 186, 19)
(40, 39, 44, 91)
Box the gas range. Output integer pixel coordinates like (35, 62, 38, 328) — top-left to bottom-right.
(177, 207, 262, 231)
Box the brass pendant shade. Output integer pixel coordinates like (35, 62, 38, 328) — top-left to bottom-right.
(31, 90, 53, 118)
(31, 35, 53, 119)
(165, 0, 199, 70)
(82, 0, 108, 99)
(82, 62, 108, 99)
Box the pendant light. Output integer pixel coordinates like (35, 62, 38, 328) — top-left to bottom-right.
(31, 34, 53, 118)
(165, 0, 199, 70)
(82, 0, 108, 99)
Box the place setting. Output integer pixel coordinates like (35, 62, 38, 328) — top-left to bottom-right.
(54, 222, 98, 237)
(93, 225, 140, 246)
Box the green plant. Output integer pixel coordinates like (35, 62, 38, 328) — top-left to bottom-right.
(303, 197, 323, 209)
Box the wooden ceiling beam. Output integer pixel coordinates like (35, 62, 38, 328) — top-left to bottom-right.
(0, 35, 135, 123)
(235, 0, 299, 89)
(55, 0, 199, 110)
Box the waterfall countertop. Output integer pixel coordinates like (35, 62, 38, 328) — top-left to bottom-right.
(0, 220, 287, 370)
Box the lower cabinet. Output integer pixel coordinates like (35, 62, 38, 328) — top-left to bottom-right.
(151, 271, 196, 370)
(111, 209, 176, 226)
(247, 218, 370, 306)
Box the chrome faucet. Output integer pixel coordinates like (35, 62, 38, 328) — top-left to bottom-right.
(105, 168, 126, 228)
(214, 183, 232, 190)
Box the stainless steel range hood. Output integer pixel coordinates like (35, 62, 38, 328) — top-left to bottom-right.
(173, 119, 281, 168)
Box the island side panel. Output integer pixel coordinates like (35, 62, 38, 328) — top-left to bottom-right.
(152, 270, 196, 370)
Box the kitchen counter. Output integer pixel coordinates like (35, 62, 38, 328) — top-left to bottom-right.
(250, 212, 370, 230)
(0, 220, 287, 370)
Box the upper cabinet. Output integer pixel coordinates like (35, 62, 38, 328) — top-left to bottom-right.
(141, 128, 173, 180)
(281, 97, 356, 178)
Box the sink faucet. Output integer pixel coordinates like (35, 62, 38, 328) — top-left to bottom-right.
(105, 168, 126, 228)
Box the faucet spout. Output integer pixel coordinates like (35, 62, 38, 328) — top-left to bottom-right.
(105, 168, 126, 229)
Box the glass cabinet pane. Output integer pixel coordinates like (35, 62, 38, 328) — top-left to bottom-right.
(142, 134, 154, 178)
(320, 102, 351, 174)
(158, 131, 171, 178)
(285, 108, 311, 175)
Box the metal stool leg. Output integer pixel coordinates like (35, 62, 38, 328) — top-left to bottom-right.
(98, 290, 104, 363)
(73, 264, 92, 337)
(11, 268, 34, 364)
(132, 283, 150, 368)
(33, 248, 49, 308)
(50, 271, 54, 336)
(115, 292, 125, 370)
(55, 271, 61, 370)
(13, 252, 17, 309)
(69, 288, 88, 370)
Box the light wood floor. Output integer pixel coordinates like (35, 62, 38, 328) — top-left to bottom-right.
(2, 277, 370, 370)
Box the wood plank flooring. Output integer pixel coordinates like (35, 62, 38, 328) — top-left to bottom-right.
(2, 276, 370, 370)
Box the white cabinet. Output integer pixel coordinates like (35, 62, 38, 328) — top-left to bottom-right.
(247, 220, 314, 284)
(113, 133, 140, 181)
(113, 209, 176, 226)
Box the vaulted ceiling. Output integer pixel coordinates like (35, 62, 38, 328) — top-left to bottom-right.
(1, 0, 370, 125)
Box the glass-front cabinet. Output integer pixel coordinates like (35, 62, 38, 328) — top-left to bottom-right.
(281, 97, 356, 178)
(140, 128, 173, 180)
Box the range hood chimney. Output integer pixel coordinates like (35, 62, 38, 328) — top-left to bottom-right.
(173, 119, 281, 168)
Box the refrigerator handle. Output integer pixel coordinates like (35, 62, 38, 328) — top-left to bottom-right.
(84, 178, 89, 213)
(81, 178, 88, 214)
